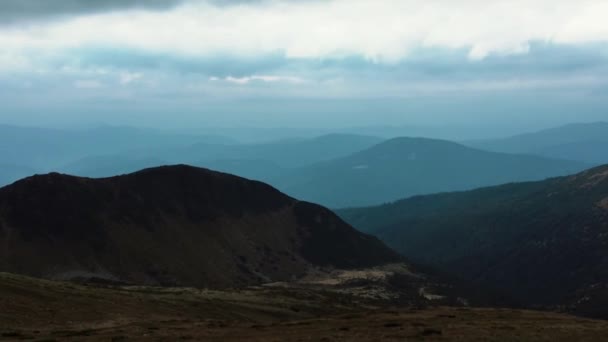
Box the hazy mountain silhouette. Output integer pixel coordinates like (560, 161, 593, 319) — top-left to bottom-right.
(339, 164, 608, 317)
(51, 133, 381, 180)
(278, 137, 589, 208)
(0, 164, 38, 187)
(466, 122, 608, 164)
(155, 133, 384, 168)
(60, 155, 168, 178)
(0, 165, 399, 288)
(0, 124, 233, 172)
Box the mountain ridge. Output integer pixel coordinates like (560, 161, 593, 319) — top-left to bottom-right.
(0, 165, 400, 288)
(278, 136, 589, 208)
(466, 122, 608, 164)
(339, 164, 608, 317)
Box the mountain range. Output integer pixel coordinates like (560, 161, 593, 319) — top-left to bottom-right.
(276, 137, 588, 207)
(2, 161, 608, 337)
(3, 123, 604, 209)
(55, 136, 589, 209)
(0, 124, 232, 171)
(466, 122, 608, 164)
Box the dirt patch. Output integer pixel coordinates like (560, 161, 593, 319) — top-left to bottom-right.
(598, 198, 608, 210)
(581, 169, 608, 189)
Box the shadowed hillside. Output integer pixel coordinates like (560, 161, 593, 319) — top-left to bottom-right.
(0, 165, 399, 288)
(340, 165, 608, 318)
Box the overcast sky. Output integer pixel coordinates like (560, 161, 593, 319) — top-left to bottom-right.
(0, 0, 607, 130)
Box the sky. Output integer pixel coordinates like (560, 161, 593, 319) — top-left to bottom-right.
(0, 0, 607, 131)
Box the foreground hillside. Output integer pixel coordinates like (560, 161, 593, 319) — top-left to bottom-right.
(2, 272, 608, 341)
(340, 164, 608, 317)
(279, 137, 587, 207)
(0, 165, 399, 288)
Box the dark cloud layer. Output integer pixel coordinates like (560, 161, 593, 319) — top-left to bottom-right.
(0, 0, 319, 24)
(0, 0, 187, 24)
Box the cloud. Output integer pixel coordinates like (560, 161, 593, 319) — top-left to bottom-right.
(215, 75, 306, 85)
(1, 0, 607, 64)
(0, 0, 607, 110)
(0, 0, 187, 25)
(66, 48, 291, 77)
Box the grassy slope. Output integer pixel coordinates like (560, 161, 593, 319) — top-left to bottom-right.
(2, 273, 608, 341)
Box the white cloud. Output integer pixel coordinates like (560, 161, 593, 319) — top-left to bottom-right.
(219, 75, 306, 85)
(0, 0, 607, 66)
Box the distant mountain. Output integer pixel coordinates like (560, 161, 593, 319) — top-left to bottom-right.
(56, 133, 381, 180)
(0, 124, 233, 174)
(466, 122, 608, 164)
(0, 164, 37, 187)
(536, 141, 608, 165)
(277, 137, 589, 208)
(59, 156, 168, 178)
(195, 159, 285, 184)
(0, 165, 399, 288)
(339, 165, 608, 318)
(158, 133, 383, 168)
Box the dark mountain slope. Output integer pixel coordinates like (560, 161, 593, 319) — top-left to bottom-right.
(279, 137, 588, 208)
(339, 165, 608, 317)
(0, 165, 399, 288)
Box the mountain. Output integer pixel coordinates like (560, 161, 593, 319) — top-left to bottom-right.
(0, 164, 38, 188)
(140, 133, 384, 168)
(0, 165, 399, 288)
(59, 155, 169, 178)
(277, 137, 589, 208)
(0, 124, 233, 177)
(55, 133, 381, 179)
(195, 159, 285, 184)
(339, 165, 608, 317)
(466, 122, 608, 164)
(534, 141, 608, 165)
